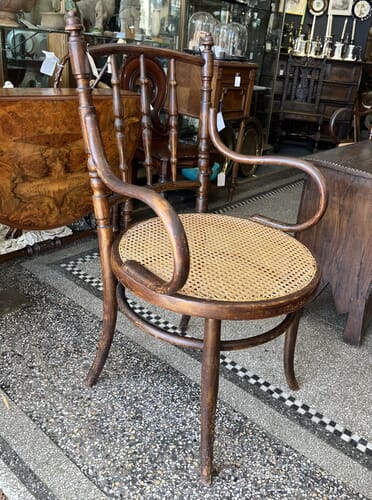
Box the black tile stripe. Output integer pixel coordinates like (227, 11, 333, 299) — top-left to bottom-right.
(219, 354, 372, 456)
(0, 433, 57, 500)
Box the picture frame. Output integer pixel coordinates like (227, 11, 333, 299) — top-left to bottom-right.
(279, 0, 308, 15)
(328, 0, 353, 15)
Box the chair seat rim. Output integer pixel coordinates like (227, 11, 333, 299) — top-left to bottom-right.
(113, 262, 320, 320)
(111, 213, 321, 321)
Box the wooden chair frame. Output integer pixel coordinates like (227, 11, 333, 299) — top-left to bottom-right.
(65, 8, 328, 484)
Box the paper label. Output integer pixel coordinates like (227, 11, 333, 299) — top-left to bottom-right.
(234, 74, 241, 87)
(217, 172, 226, 187)
(87, 52, 99, 77)
(217, 111, 225, 132)
(40, 51, 59, 76)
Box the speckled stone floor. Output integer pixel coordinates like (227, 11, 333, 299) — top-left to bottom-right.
(0, 176, 371, 499)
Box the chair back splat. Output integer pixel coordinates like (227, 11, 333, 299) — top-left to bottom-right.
(277, 55, 327, 152)
(66, 7, 328, 485)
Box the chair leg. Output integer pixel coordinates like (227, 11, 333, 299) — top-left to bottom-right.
(179, 314, 190, 332)
(283, 309, 301, 391)
(85, 279, 118, 387)
(200, 318, 221, 485)
(86, 235, 118, 387)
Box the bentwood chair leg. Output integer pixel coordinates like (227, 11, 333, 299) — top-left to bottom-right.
(179, 314, 191, 332)
(200, 318, 221, 485)
(284, 309, 301, 391)
(86, 234, 118, 387)
(85, 284, 118, 387)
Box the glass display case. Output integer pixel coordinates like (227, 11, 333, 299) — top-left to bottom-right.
(0, 26, 50, 86)
(182, 0, 285, 143)
(0, 0, 275, 84)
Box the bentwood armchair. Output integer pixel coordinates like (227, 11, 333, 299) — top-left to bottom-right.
(66, 9, 328, 484)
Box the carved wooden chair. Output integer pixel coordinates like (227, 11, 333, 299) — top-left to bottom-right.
(54, 51, 201, 192)
(277, 55, 327, 152)
(66, 9, 328, 484)
(120, 54, 202, 186)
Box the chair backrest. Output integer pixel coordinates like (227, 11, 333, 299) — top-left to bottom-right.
(65, 9, 213, 212)
(280, 55, 326, 117)
(120, 55, 169, 138)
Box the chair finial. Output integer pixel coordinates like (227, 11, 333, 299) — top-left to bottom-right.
(65, 3, 83, 33)
(201, 32, 214, 53)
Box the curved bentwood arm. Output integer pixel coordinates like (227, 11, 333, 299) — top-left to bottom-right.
(65, 8, 190, 296)
(86, 116, 190, 296)
(209, 109, 328, 233)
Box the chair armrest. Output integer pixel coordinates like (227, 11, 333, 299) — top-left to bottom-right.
(86, 115, 190, 295)
(329, 107, 354, 144)
(208, 108, 328, 232)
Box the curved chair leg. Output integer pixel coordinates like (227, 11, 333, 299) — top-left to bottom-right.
(85, 295, 118, 387)
(283, 309, 301, 391)
(86, 231, 118, 387)
(200, 318, 221, 485)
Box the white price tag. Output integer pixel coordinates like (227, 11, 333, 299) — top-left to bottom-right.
(87, 52, 99, 77)
(217, 172, 226, 187)
(40, 51, 59, 76)
(217, 111, 225, 132)
(234, 74, 241, 87)
(107, 56, 112, 74)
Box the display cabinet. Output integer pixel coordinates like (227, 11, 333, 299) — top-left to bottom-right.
(182, 0, 284, 144)
(0, 24, 73, 87)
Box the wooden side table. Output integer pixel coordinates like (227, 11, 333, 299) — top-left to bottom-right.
(297, 141, 372, 345)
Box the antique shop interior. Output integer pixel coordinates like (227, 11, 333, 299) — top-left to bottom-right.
(0, 0, 371, 498)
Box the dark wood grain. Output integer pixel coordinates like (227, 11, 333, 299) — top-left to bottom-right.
(0, 88, 140, 230)
(297, 140, 372, 345)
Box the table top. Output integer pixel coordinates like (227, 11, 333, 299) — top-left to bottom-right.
(0, 88, 138, 101)
(306, 140, 372, 179)
(0, 88, 140, 230)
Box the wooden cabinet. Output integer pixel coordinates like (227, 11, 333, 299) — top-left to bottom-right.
(176, 59, 257, 120)
(176, 58, 257, 197)
(321, 60, 362, 120)
(297, 141, 372, 345)
(211, 60, 257, 120)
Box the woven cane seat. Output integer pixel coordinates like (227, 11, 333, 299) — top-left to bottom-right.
(117, 213, 318, 305)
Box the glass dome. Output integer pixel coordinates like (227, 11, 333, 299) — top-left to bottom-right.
(213, 22, 229, 58)
(187, 11, 218, 52)
(213, 22, 248, 59)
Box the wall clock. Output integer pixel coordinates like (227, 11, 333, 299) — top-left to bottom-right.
(308, 0, 329, 16)
(352, 0, 372, 20)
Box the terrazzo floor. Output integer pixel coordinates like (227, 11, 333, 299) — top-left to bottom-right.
(0, 166, 371, 499)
